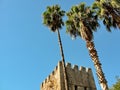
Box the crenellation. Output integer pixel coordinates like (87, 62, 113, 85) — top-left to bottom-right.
(66, 62, 71, 68)
(55, 65, 58, 71)
(45, 78, 47, 83)
(48, 75, 50, 80)
(52, 70, 55, 75)
(80, 66, 86, 72)
(46, 75, 50, 82)
(41, 82, 43, 88)
(40, 61, 96, 90)
(58, 60, 62, 66)
(73, 65, 78, 71)
(86, 68, 91, 72)
(41, 79, 45, 88)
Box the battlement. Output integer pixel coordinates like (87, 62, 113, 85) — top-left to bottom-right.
(41, 64, 58, 88)
(66, 62, 92, 73)
(40, 61, 96, 90)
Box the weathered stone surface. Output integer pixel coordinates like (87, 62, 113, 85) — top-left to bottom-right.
(40, 61, 97, 90)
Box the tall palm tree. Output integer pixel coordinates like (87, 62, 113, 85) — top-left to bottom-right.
(66, 3, 108, 90)
(43, 5, 68, 90)
(92, 0, 120, 32)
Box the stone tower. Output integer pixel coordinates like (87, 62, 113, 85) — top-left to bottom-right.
(40, 61, 97, 90)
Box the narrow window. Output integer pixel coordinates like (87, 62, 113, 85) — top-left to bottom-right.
(75, 85, 77, 90)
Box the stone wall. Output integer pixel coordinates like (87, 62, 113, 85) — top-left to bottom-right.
(40, 61, 61, 90)
(40, 61, 96, 90)
(65, 62, 96, 90)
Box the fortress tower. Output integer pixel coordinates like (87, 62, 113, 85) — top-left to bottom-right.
(40, 61, 97, 90)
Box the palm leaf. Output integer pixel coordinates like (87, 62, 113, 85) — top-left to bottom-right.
(66, 2, 99, 41)
(43, 5, 65, 32)
(92, 0, 120, 31)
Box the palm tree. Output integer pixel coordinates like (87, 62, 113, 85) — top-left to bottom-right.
(92, 0, 120, 32)
(66, 3, 108, 90)
(43, 5, 68, 90)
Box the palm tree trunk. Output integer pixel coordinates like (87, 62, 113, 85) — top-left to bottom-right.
(86, 41, 109, 90)
(57, 30, 69, 90)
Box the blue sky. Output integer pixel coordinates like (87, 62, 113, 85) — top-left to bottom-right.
(0, 0, 120, 90)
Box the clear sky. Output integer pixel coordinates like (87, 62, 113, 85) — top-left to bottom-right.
(0, 0, 120, 90)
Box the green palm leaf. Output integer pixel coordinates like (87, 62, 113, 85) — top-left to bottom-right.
(66, 3, 99, 41)
(92, 0, 120, 30)
(43, 5, 65, 32)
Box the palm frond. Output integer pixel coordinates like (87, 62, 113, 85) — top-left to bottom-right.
(92, 0, 120, 31)
(66, 3, 99, 41)
(79, 2, 85, 12)
(43, 5, 65, 32)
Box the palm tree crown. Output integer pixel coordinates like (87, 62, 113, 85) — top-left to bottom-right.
(43, 5, 65, 32)
(92, 0, 120, 31)
(66, 3, 99, 41)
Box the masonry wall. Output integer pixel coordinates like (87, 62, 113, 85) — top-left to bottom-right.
(40, 61, 61, 90)
(40, 61, 97, 90)
(65, 62, 96, 90)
